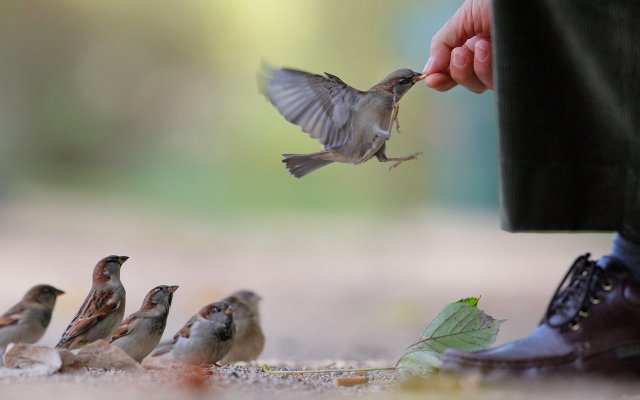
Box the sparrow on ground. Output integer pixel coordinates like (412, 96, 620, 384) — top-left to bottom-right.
(166, 301, 236, 365)
(0, 285, 64, 356)
(110, 285, 178, 362)
(56, 255, 129, 350)
(220, 290, 264, 363)
(260, 66, 426, 178)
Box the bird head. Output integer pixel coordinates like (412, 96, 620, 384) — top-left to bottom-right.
(372, 68, 425, 99)
(24, 284, 65, 307)
(142, 285, 178, 311)
(224, 290, 262, 319)
(201, 301, 236, 324)
(93, 255, 129, 284)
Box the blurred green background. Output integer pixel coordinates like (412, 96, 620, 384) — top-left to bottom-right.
(0, 0, 497, 217)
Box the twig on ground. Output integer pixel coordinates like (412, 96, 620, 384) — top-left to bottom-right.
(262, 364, 396, 375)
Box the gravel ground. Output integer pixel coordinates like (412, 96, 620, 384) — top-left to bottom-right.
(3, 361, 640, 400)
(0, 360, 399, 399)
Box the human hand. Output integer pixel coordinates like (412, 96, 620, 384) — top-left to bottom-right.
(423, 0, 493, 93)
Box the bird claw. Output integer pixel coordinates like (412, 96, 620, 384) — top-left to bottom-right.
(198, 362, 220, 369)
(387, 152, 422, 172)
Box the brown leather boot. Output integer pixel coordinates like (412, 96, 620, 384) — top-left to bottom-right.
(441, 254, 640, 379)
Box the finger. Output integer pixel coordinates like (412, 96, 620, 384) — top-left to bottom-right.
(473, 39, 493, 89)
(425, 0, 492, 76)
(424, 36, 482, 91)
(425, 73, 457, 92)
(450, 47, 487, 93)
(463, 36, 482, 53)
(424, 45, 451, 76)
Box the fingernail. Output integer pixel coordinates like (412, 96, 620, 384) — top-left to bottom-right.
(424, 57, 433, 73)
(476, 43, 489, 62)
(452, 51, 467, 68)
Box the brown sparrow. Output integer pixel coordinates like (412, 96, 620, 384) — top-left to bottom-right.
(169, 301, 236, 365)
(110, 285, 178, 362)
(0, 285, 64, 356)
(261, 66, 425, 177)
(56, 255, 129, 349)
(220, 290, 264, 363)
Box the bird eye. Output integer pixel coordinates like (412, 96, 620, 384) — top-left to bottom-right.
(213, 307, 220, 313)
(401, 77, 412, 85)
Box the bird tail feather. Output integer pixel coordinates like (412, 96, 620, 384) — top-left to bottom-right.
(150, 341, 173, 357)
(282, 152, 334, 178)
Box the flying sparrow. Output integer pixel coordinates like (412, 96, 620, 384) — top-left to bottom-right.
(260, 66, 426, 178)
(220, 290, 264, 363)
(110, 285, 178, 362)
(0, 285, 64, 356)
(169, 301, 236, 365)
(56, 255, 129, 350)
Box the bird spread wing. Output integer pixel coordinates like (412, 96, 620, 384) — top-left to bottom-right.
(261, 67, 364, 150)
(58, 288, 121, 345)
(110, 313, 139, 342)
(0, 304, 26, 328)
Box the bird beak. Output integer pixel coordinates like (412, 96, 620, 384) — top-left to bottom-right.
(168, 285, 179, 293)
(118, 256, 130, 265)
(54, 288, 65, 296)
(225, 305, 237, 315)
(411, 73, 426, 83)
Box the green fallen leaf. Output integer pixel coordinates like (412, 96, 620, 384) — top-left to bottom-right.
(395, 350, 441, 377)
(396, 297, 503, 379)
(456, 297, 479, 307)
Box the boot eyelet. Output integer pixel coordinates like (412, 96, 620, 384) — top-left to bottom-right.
(570, 321, 580, 331)
(590, 295, 601, 305)
(601, 279, 614, 291)
(578, 309, 590, 318)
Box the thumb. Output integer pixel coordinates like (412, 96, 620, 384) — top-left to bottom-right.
(425, 0, 492, 75)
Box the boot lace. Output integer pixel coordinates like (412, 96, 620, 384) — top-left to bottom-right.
(542, 253, 611, 330)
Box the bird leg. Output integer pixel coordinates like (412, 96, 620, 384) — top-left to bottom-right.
(357, 136, 388, 164)
(384, 152, 423, 170)
(373, 124, 390, 140)
(375, 144, 422, 170)
(198, 362, 219, 369)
